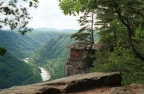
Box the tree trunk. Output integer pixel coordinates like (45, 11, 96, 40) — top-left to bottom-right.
(91, 10, 94, 44)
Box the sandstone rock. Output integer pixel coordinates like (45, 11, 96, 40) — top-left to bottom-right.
(0, 72, 121, 94)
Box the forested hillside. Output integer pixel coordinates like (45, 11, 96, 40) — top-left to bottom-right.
(0, 52, 41, 89)
(0, 30, 61, 58)
(32, 34, 74, 80)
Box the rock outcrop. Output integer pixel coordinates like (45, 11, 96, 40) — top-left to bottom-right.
(0, 72, 122, 94)
(65, 42, 112, 76)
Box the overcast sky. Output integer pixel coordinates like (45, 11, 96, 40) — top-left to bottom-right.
(27, 0, 80, 30)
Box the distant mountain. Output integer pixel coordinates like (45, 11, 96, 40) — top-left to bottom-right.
(34, 28, 77, 33)
(34, 28, 59, 31)
(0, 52, 41, 89)
(59, 29, 77, 33)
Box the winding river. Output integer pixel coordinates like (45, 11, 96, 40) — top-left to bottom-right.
(23, 58, 50, 81)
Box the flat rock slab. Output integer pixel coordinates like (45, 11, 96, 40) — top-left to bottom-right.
(0, 72, 122, 94)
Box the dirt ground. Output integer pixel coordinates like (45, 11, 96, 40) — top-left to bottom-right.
(70, 84, 144, 94)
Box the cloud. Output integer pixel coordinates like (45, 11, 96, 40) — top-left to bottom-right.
(27, 0, 80, 30)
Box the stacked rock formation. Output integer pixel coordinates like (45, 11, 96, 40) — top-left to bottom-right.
(65, 42, 112, 76)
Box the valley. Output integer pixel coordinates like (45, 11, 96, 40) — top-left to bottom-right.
(0, 29, 77, 89)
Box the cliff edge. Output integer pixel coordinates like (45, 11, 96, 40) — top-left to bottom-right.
(0, 72, 143, 94)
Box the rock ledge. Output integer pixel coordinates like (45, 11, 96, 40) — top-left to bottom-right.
(0, 72, 122, 94)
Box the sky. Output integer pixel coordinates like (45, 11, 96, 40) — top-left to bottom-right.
(27, 0, 80, 30)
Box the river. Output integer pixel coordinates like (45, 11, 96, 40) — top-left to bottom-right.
(23, 58, 50, 81)
(39, 66, 50, 81)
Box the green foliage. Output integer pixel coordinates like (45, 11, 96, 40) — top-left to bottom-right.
(59, 0, 97, 15)
(0, 47, 7, 56)
(71, 32, 90, 42)
(90, 46, 144, 85)
(0, 52, 41, 89)
(59, 0, 76, 15)
(134, 28, 144, 40)
(82, 50, 95, 68)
